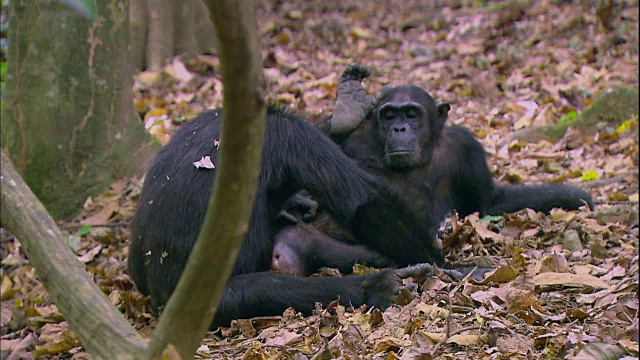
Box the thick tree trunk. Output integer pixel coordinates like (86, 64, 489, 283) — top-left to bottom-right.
(1, 0, 155, 220)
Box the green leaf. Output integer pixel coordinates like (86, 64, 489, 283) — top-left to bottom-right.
(581, 170, 600, 181)
(77, 225, 92, 236)
(56, 0, 96, 21)
(1, 62, 7, 81)
(616, 114, 638, 134)
(67, 234, 79, 252)
(478, 215, 504, 223)
(558, 110, 578, 125)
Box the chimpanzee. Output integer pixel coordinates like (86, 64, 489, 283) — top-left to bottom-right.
(272, 190, 396, 276)
(128, 70, 441, 327)
(271, 222, 395, 276)
(271, 191, 463, 279)
(332, 78, 594, 221)
(270, 63, 594, 277)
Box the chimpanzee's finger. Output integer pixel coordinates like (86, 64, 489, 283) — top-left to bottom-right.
(394, 263, 434, 278)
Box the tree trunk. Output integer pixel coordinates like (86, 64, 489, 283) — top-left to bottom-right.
(130, 0, 148, 71)
(1, 0, 155, 220)
(131, 0, 216, 71)
(145, 0, 173, 71)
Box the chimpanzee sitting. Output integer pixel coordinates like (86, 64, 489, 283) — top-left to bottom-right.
(327, 65, 594, 222)
(128, 67, 441, 328)
(271, 63, 594, 277)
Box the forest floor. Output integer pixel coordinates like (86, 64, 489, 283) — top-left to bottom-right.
(1, 1, 639, 359)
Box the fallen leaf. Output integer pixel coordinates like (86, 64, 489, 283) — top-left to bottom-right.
(193, 156, 215, 169)
(420, 331, 481, 346)
(534, 272, 610, 289)
(573, 341, 628, 360)
(77, 245, 102, 264)
(539, 253, 570, 273)
(164, 58, 194, 83)
(265, 330, 303, 347)
(550, 208, 577, 223)
(414, 302, 449, 319)
(581, 170, 600, 181)
(497, 334, 534, 356)
(457, 43, 483, 56)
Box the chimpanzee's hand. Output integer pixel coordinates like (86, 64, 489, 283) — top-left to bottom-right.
(361, 263, 435, 310)
(277, 190, 318, 225)
(330, 63, 375, 135)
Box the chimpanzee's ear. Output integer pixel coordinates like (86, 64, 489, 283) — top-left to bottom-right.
(437, 102, 451, 122)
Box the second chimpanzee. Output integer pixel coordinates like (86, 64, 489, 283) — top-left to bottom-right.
(336, 78, 594, 223)
(271, 64, 594, 277)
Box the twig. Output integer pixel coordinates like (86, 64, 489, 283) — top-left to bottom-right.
(435, 292, 453, 337)
(449, 266, 477, 297)
(429, 325, 482, 358)
(476, 313, 517, 335)
(60, 222, 130, 230)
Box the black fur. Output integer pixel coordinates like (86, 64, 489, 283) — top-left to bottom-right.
(340, 84, 593, 224)
(271, 83, 593, 279)
(128, 106, 431, 327)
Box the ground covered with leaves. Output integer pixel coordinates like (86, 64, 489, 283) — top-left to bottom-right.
(1, 1, 639, 359)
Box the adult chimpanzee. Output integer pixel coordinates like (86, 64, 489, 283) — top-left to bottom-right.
(333, 79, 594, 222)
(128, 66, 440, 328)
(271, 63, 594, 277)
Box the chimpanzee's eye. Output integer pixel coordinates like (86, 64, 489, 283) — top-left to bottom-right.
(406, 108, 418, 119)
(380, 109, 396, 121)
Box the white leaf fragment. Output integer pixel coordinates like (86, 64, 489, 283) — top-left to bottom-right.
(193, 156, 215, 169)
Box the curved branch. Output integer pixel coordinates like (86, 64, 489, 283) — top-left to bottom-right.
(144, 0, 266, 358)
(0, 152, 147, 359)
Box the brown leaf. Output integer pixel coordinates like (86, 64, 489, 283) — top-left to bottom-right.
(534, 272, 610, 289)
(496, 333, 534, 356)
(265, 330, 303, 347)
(34, 323, 80, 357)
(539, 253, 570, 273)
(77, 245, 102, 264)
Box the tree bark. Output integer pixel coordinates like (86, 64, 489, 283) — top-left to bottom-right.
(1, 0, 155, 220)
(133, 0, 216, 71)
(173, 1, 198, 56)
(130, 0, 148, 71)
(144, 0, 266, 358)
(145, 0, 173, 70)
(0, 153, 147, 360)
